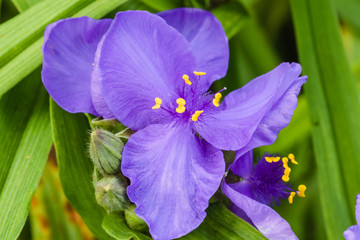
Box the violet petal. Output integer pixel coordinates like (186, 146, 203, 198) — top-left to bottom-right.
(99, 11, 196, 131)
(222, 181, 298, 240)
(194, 62, 304, 151)
(122, 123, 224, 239)
(158, 8, 229, 88)
(42, 17, 111, 115)
(231, 150, 253, 178)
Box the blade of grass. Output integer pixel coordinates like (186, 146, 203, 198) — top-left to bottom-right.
(11, 0, 44, 12)
(0, 87, 52, 239)
(335, 0, 360, 32)
(0, 68, 42, 192)
(0, 0, 91, 66)
(211, 1, 249, 40)
(290, 0, 356, 238)
(0, 0, 128, 97)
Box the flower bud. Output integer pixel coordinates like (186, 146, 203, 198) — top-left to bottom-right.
(94, 176, 129, 213)
(124, 204, 148, 233)
(91, 117, 126, 133)
(90, 129, 123, 175)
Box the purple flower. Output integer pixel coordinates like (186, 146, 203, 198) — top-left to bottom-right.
(42, 8, 306, 240)
(222, 151, 304, 240)
(344, 194, 360, 240)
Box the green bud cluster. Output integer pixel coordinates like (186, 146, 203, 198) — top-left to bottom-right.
(94, 176, 129, 213)
(90, 128, 129, 213)
(90, 129, 123, 176)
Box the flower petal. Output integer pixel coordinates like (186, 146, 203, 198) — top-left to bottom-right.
(230, 150, 253, 178)
(356, 194, 360, 224)
(42, 17, 112, 115)
(158, 8, 229, 87)
(222, 181, 298, 240)
(233, 75, 307, 159)
(99, 11, 196, 130)
(90, 37, 115, 118)
(194, 62, 305, 151)
(122, 123, 225, 239)
(344, 225, 360, 240)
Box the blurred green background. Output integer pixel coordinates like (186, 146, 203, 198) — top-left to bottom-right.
(1, 0, 360, 239)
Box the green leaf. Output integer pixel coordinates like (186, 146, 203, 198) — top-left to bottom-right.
(0, 0, 129, 97)
(290, 0, 357, 238)
(0, 0, 91, 67)
(0, 69, 42, 192)
(0, 86, 52, 239)
(41, 163, 84, 240)
(211, 2, 249, 39)
(181, 203, 266, 240)
(102, 213, 152, 240)
(335, 0, 360, 32)
(139, 0, 181, 11)
(50, 99, 113, 240)
(11, 0, 44, 12)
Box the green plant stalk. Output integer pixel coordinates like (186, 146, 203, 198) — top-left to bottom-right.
(290, 0, 355, 238)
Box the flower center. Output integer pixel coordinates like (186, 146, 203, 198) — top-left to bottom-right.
(250, 153, 306, 206)
(150, 71, 226, 122)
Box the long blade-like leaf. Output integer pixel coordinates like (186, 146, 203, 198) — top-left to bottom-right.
(182, 203, 266, 240)
(0, 0, 128, 97)
(290, 0, 356, 238)
(0, 0, 90, 66)
(50, 99, 113, 240)
(0, 86, 52, 239)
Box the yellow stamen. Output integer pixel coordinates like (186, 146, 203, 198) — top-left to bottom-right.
(288, 192, 296, 204)
(152, 97, 162, 109)
(265, 157, 273, 163)
(192, 110, 204, 121)
(288, 153, 298, 164)
(213, 93, 222, 107)
(193, 71, 206, 76)
(297, 184, 307, 197)
(182, 74, 192, 85)
(284, 167, 291, 176)
(273, 156, 281, 162)
(176, 98, 186, 113)
(282, 175, 290, 182)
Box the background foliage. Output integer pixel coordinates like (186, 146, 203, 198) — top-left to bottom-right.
(1, 0, 360, 239)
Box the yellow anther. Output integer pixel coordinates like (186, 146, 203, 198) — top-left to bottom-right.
(273, 156, 281, 162)
(288, 192, 296, 204)
(212, 93, 222, 107)
(152, 97, 162, 109)
(284, 167, 291, 176)
(282, 175, 290, 182)
(182, 74, 192, 85)
(288, 153, 298, 164)
(176, 98, 186, 113)
(265, 157, 273, 163)
(192, 110, 204, 122)
(193, 71, 206, 76)
(297, 184, 307, 198)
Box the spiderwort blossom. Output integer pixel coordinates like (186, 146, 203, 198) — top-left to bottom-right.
(344, 194, 360, 240)
(42, 8, 306, 240)
(222, 151, 306, 240)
